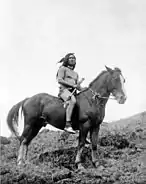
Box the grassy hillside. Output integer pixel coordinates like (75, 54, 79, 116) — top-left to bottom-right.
(0, 112, 146, 184)
(109, 111, 146, 130)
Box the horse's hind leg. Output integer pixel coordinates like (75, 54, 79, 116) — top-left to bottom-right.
(17, 124, 30, 165)
(17, 137, 28, 165)
(17, 124, 41, 165)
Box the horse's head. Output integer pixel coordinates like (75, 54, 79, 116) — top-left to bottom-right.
(105, 66, 127, 104)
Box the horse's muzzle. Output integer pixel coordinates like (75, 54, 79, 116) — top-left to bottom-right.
(113, 90, 127, 104)
(117, 95, 127, 104)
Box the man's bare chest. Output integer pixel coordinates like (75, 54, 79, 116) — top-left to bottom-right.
(65, 68, 78, 80)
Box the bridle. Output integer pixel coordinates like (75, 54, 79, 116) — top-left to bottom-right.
(88, 70, 125, 101)
(63, 87, 116, 108)
(89, 88, 116, 100)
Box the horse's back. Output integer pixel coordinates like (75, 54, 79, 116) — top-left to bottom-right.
(21, 93, 63, 117)
(24, 93, 62, 106)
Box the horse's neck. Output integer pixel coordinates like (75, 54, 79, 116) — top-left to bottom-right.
(89, 72, 111, 104)
(91, 73, 110, 95)
(78, 72, 111, 106)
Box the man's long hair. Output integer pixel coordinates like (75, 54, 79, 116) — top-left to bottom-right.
(56, 53, 76, 78)
(58, 53, 76, 67)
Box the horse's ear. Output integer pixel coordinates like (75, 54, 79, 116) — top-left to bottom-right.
(105, 65, 113, 74)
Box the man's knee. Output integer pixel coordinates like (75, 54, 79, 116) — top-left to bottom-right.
(71, 96, 76, 105)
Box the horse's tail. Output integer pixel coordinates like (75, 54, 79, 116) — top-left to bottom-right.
(7, 98, 28, 139)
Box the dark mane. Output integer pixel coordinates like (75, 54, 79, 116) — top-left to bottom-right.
(77, 70, 108, 95)
(89, 70, 107, 87)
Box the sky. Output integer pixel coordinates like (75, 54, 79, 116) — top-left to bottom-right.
(0, 0, 146, 137)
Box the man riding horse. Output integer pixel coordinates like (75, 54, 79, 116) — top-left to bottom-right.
(7, 53, 127, 167)
(57, 53, 85, 134)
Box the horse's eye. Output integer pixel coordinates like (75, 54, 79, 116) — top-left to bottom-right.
(113, 77, 119, 81)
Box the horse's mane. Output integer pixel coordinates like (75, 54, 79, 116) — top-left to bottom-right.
(89, 70, 107, 87)
(77, 70, 107, 95)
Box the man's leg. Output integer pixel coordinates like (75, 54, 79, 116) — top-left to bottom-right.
(64, 95, 76, 133)
(60, 89, 76, 134)
(66, 95, 76, 121)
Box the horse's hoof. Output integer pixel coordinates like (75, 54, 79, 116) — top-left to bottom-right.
(85, 143, 90, 148)
(85, 138, 91, 144)
(17, 160, 25, 166)
(17, 161, 23, 166)
(77, 163, 85, 171)
(94, 161, 100, 168)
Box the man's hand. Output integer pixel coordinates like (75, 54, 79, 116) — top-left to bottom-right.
(80, 87, 88, 91)
(73, 83, 81, 89)
(73, 78, 85, 90)
(73, 84, 78, 88)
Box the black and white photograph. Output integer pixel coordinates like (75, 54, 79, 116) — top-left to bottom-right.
(0, 0, 146, 183)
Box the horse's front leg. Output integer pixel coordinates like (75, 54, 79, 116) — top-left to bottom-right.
(90, 124, 100, 168)
(75, 121, 89, 170)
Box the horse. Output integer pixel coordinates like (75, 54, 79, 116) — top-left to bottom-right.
(7, 66, 127, 169)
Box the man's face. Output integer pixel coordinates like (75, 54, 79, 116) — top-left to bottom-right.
(68, 55, 76, 69)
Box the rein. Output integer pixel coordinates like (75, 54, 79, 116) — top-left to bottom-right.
(88, 88, 116, 100)
(63, 85, 116, 108)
